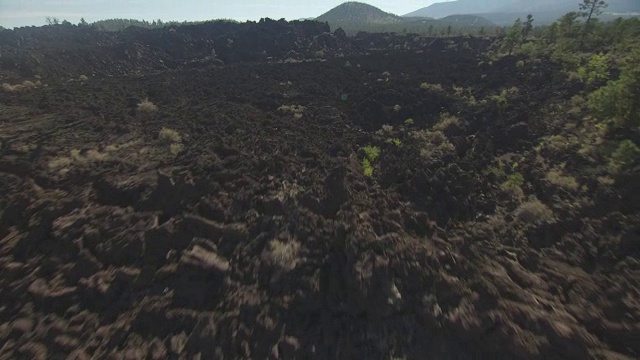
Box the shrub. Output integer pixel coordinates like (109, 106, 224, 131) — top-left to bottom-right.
(138, 98, 158, 113)
(546, 169, 579, 190)
(385, 138, 402, 146)
(381, 124, 393, 133)
(79, 75, 89, 81)
(159, 127, 182, 144)
(404, 118, 414, 126)
(393, 104, 401, 112)
(577, 53, 609, 86)
(362, 158, 374, 177)
(263, 239, 301, 271)
(433, 112, 460, 131)
(588, 51, 640, 128)
(420, 82, 444, 92)
(170, 143, 184, 155)
(277, 104, 305, 115)
(360, 145, 380, 177)
(610, 140, 640, 171)
(362, 145, 380, 162)
(515, 199, 555, 223)
(2, 80, 39, 92)
(502, 172, 525, 189)
(410, 130, 455, 160)
(490, 87, 519, 107)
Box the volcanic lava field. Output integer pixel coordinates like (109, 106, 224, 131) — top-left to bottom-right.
(1, 20, 639, 359)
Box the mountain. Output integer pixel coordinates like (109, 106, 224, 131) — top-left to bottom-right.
(316, 2, 402, 24)
(405, 0, 640, 25)
(404, 0, 513, 19)
(315, 2, 495, 35)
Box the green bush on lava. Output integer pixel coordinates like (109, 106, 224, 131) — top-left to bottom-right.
(385, 138, 402, 146)
(360, 145, 381, 177)
(588, 50, 640, 129)
(610, 140, 640, 172)
(502, 172, 525, 190)
(362, 145, 380, 162)
(361, 158, 374, 177)
(577, 53, 609, 86)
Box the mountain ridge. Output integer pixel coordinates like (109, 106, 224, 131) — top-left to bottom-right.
(404, 0, 640, 25)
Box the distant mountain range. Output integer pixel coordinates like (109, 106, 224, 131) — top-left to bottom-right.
(404, 0, 640, 25)
(315, 2, 495, 34)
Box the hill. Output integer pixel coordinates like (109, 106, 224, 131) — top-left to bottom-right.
(316, 1, 402, 24)
(316, 2, 495, 35)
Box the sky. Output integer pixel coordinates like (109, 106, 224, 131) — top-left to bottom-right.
(0, 0, 448, 28)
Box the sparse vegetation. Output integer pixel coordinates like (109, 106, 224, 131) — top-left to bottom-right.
(2, 80, 40, 92)
(3, 4, 640, 358)
(410, 130, 455, 160)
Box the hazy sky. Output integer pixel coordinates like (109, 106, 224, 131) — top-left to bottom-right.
(0, 0, 448, 28)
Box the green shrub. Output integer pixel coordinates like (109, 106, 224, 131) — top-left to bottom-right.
(362, 158, 374, 177)
(588, 51, 640, 128)
(385, 138, 402, 146)
(502, 172, 525, 189)
(360, 145, 381, 177)
(362, 145, 380, 162)
(610, 140, 640, 171)
(577, 53, 609, 86)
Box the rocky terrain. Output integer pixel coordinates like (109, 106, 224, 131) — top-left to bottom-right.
(1, 20, 639, 359)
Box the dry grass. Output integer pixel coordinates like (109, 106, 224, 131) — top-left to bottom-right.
(546, 169, 579, 191)
(277, 104, 305, 114)
(433, 112, 460, 131)
(170, 143, 184, 155)
(515, 199, 555, 223)
(159, 127, 182, 144)
(2, 80, 40, 92)
(137, 98, 158, 113)
(48, 148, 109, 174)
(420, 82, 444, 92)
(411, 130, 456, 159)
(263, 239, 301, 271)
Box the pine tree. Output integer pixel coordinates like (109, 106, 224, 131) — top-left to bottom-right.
(580, 0, 608, 25)
(523, 14, 534, 38)
(579, 0, 608, 46)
